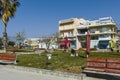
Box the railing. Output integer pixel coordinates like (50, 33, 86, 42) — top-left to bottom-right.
(88, 17, 115, 26)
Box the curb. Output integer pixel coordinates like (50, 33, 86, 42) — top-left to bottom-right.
(4, 65, 86, 80)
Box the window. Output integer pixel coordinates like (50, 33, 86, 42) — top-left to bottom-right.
(90, 28, 97, 33)
(91, 36, 98, 40)
(78, 29, 87, 34)
(78, 36, 86, 41)
(100, 27, 107, 32)
(98, 40, 109, 49)
(68, 31, 73, 37)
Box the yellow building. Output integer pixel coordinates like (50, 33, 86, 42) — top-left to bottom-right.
(59, 18, 86, 49)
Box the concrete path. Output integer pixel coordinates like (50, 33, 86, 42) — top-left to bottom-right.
(0, 65, 77, 80)
(1, 65, 120, 80)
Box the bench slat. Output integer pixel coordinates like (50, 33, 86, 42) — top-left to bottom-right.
(107, 58, 120, 63)
(107, 63, 120, 69)
(87, 62, 106, 68)
(87, 58, 106, 62)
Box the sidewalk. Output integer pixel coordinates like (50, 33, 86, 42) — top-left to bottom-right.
(1, 65, 119, 80)
(0, 65, 85, 80)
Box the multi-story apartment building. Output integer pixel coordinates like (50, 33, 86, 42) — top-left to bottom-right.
(77, 17, 117, 49)
(59, 18, 86, 49)
(59, 17, 118, 50)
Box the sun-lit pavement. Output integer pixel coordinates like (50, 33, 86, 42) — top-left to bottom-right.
(0, 65, 78, 80)
(1, 65, 120, 80)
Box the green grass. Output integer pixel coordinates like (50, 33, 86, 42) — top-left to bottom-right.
(89, 52, 120, 58)
(16, 50, 120, 73)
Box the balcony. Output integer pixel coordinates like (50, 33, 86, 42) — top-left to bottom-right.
(59, 18, 74, 23)
(59, 18, 74, 26)
(77, 32, 87, 36)
(77, 25, 88, 29)
(88, 17, 116, 27)
(59, 25, 74, 31)
(95, 31, 100, 34)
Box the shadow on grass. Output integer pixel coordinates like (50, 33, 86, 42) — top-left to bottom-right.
(79, 55, 86, 58)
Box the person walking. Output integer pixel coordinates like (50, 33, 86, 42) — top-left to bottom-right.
(109, 39, 115, 52)
(117, 39, 120, 52)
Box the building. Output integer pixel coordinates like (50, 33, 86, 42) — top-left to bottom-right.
(59, 18, 86, 49)
(24, 38, 40, 48)
(24, 37, 58, 49)
(59, 17, 118, 50)
(77, 17, 117, 49)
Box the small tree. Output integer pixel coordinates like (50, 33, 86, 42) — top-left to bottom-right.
(8, 41, 15, 47)
(41, 32, 60, 49)
(42, 37, 51, 49)
(27, 39, 32, 46)
(16, 31, 25, 48)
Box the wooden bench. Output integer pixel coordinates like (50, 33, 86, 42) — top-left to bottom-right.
(0, 53, 17, 64)
(84, 57, 120, 74)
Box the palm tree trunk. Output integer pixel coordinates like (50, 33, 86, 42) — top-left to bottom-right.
(3, 25, 7, 53)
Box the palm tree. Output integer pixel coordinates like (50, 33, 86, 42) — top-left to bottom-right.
(0, 0, 20, 52)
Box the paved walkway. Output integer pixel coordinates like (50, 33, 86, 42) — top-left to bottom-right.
(1, 65, 120, 80)
(0, 65, 77, 80)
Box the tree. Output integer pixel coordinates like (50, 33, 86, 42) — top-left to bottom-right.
(0, 0, 20, 52)
(42, 37, 51, 49)
(53, 32, 61, 44)
(8, 41, 15, 47)
(16, 31, 25, 48)
(0, 37, 3, 49)
(41, 32, 59, 49)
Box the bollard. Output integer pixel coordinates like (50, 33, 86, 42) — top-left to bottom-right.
(46, 54, 52, 65)
(47, 54, 52, 60)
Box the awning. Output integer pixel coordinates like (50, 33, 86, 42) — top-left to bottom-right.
(60, 40, 70, 45)
(60, 41, 65, 45)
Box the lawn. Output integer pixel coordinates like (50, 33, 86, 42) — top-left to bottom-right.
(16, 50, 120, 73)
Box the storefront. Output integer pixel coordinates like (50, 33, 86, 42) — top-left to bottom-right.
(98, 40, 109, 49)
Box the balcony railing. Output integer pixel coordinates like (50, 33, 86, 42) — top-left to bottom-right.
(88, 17, 115, 27)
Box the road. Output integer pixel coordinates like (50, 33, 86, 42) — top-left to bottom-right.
(0, 65, 76, 80)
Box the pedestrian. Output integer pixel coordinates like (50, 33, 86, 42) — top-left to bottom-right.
(71, 48, 74, 56)
(109, 39, 114, 52)
(71, 48, 76, 56)
(116, 41, 119, 52)
(118, 39, 120, 52)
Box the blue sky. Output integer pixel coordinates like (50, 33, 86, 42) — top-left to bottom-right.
(0, 0, 120, 38)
